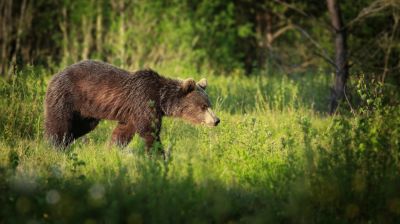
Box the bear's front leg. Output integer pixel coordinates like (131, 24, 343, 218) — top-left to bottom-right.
(111, 122, 136, 147)
(139, 132, 163, 152)
(138, 120, 164, 155)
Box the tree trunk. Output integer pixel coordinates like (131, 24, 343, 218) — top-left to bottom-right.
(0, 0, 12, 77)
(327, 0, 349, 114)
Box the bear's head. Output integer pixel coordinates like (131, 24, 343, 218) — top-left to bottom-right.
(175, 78, 220, 127)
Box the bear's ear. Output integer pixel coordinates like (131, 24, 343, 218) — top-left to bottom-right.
(181, 78, 196, 93)
(197, 78, 207, 90)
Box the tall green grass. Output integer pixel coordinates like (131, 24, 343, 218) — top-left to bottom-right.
(1, 66, 399, 223)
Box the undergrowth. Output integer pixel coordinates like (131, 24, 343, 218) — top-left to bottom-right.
(0, 66, 399, 223)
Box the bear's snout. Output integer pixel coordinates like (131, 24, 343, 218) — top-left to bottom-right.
(204, 108, 219, 127)
(214, 117, 220, 126)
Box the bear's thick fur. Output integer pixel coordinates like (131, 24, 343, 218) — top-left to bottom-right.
(44, 60, 219, 150)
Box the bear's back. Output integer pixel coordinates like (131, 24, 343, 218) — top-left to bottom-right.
(66, 60, 130, 80)
(61, 60, 163, 86)
(46, 60, 167, 120)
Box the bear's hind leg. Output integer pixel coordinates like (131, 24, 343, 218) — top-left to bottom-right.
(45, 113, 74, 148)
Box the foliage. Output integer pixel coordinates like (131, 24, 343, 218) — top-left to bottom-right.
(2, 0, 399, 81)
(0, 67, 399, 223)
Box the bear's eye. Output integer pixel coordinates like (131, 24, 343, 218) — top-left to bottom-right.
(201, 105, 208, 111)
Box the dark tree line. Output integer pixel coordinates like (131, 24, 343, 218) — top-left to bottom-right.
(1, 0, 399, 111)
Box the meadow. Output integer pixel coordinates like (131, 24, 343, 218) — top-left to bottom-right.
(0, 65, 400, 223)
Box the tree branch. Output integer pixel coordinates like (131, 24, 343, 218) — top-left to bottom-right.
(269, 24, 294, 43)
(346, 0, 398, 29)
(292, 25, 337, 68)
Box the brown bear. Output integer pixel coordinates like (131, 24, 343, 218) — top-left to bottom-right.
(44, 60, 220, 151)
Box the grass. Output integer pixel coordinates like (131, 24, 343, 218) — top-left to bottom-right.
(0, 65, 400, 223)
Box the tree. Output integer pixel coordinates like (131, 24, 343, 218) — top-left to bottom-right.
(327, 0, 349, 114)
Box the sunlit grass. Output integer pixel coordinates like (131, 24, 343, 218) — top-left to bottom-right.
(0, 66, 399, 223)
